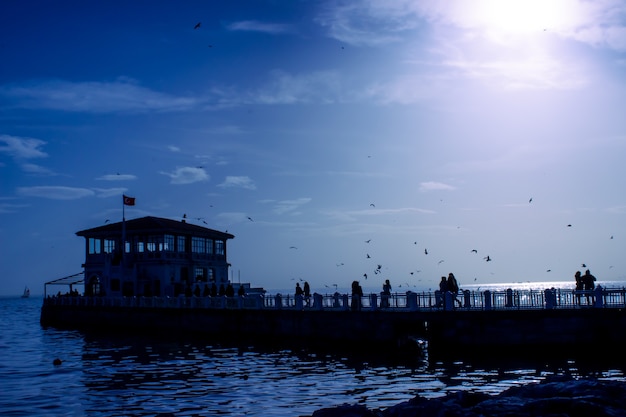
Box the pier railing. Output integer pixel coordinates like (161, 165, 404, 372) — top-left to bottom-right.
(43, 286, 626, 312)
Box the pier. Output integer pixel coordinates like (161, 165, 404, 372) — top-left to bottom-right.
(41, 285, 626, 358)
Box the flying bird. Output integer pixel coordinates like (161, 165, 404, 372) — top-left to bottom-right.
(370, 203, 375, 207)
(366, 254, 371, 259)
(424, 249, 428, 255)
(484, 255, 491, 262)
(438, 260, 444, 265)
(529, 198, 533, 203)
(365, 239, 371, 243)
(567, 224, 572, 227)
(247, 216, 254, 222)
(289, 246, 298, 249)
(471, 249, 478, 253)
(582, 263, 586, 268)
(194, 22, 201, 29)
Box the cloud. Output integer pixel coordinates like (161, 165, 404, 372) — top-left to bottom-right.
(16, 186, 95, 200)
(316, 1, 421, 46)
(272, 198, 312, 215)
(218, 176, 256, 190)
(419, 181, 456, 191)
(96, 174, 138, 181)
(93, 188, 128, 198)
(227, 20, 295, 34)
(254, 70, 343, 104)
(160, 167, 209, 185)
(168, 145, 181, 152)
(0, 135, 48, 159)
(20, 163, 56, 176)
(0, 78, 199, 113)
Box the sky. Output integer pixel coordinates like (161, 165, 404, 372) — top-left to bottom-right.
(1, 0, 626, 296)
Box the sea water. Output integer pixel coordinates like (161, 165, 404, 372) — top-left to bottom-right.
(2, 290, 626, 417)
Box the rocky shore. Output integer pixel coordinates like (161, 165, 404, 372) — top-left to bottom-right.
(310, 378, 626, 417)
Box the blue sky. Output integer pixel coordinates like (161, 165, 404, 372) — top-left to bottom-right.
(1, 0, 626, 296)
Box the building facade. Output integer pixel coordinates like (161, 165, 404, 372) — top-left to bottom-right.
(76, 216, 234, 297)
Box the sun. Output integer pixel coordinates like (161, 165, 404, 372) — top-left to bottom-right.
(470, 0, 574, 36)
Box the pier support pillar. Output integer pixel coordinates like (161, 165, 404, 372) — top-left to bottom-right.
(545, 289, 555, 309)
(484, 290, 492, 311)
(463, 290, 471, 308)
(274, 294, 282, 309)
(295, 294, 304, 310)
(594, 286, 603, 308)
(407, 292, 418, 311)
(505, 288, 514, 308)
(370, 293, 378, 311)
(313, 293, 323, 311)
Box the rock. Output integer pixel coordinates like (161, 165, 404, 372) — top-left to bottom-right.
(311, 404, 377, 417)
(309, 378, 626, 417)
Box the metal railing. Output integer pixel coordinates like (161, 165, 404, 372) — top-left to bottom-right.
(43, 286, 626, 312)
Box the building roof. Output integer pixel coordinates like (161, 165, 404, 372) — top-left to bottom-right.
(76, 216, 234, 239)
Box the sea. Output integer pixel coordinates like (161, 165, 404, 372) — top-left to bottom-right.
(3, 281, 626, 417)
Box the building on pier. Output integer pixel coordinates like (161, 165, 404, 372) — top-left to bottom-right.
(75, 216, 238, 298)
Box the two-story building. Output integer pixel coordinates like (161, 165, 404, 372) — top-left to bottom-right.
(76, 216, 235, 297)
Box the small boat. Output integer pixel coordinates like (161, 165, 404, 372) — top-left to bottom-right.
(21, 286, 30, 298)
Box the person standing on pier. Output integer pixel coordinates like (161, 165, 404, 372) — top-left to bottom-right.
(583, 269, 597, 304)
(436, 276, 448, 307)
(351, 280, 363, 311)
(574, 271, 583, 305)
(447, 273, 461, 308)
(303, 281, 311, 306)
(381, 279, 392, 308)
(295, 282, 303, 297)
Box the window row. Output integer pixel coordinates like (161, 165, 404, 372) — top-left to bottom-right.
(88, 235, 226, 255)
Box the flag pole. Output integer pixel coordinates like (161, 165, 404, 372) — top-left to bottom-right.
(122, 195, 127, 269)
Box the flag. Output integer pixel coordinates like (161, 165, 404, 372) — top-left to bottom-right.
(123, 195, 136, 206)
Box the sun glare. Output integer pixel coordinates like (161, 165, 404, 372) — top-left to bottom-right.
(472, 0, 575, 37)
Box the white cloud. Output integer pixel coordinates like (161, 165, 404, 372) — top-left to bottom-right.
(273, 198, 312, 215)
(218, 176, 256, 190)
(96, 174, 138, 181)
(16, 186, 95, 200)
(160, 167, 209, 185)
(93, 188, 128, 198)
(20, 163, 56, 176)
(0, 135, 48, 159)
(419, 181, 456, 191)
(227, 20, 294, 34)
(0, 78, 199, 113)
(168, 145, 181, 152)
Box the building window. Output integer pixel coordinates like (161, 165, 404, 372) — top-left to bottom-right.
(177, 236, 186, 252)
(147, 235, 163, 252)
(215, 240, 224, 256)
(195, 267, 207, 282)
(192, 237, 205, 253)
(103, 239, 116, 254)
(136, 239, 145, 253)
(89, 238, 101, 254)
(164, 235, 174, 252)
(208, 268, 215, 283)
(206, 239, 213, 254)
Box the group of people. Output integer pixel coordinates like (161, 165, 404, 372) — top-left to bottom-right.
(294, 281, 311, 306)
(574, 269, 597, 304)
(437, 273, 462, 308)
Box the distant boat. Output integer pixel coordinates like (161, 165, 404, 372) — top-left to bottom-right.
(21, 286, 30, 298)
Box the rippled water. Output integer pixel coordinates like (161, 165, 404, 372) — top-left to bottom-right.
(2, 297, 626, 416)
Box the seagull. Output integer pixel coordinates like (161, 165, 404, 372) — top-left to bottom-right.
(424, 249, 428, 255)
(104, 219, 110, 223)
(471, 249, 478, 253)
(289, 246, 298, 249)
(365, 239, 371, 243)
(484, 255, 491, 262)
(247, 216, 254, 222)
(582, 263, 586, 268)
(567, 224, 572, 227)
(363, 273, 368, 279)
(366, 254, 371, 258)
(529, 198, 533, 203)
(194, 22, 201, 29)
(438, 260, 444, 265)
(370, 203, 375, 207)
